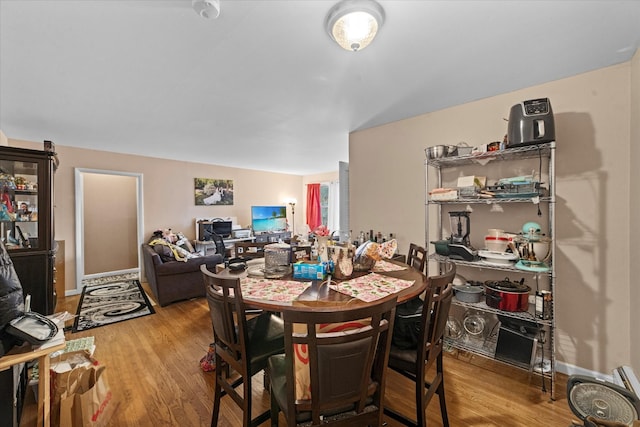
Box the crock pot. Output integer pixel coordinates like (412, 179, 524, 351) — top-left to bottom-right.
(484, 278, 530, 312)
(453, 284, 483, 303)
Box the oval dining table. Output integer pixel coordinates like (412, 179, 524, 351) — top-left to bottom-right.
(215, 258, 428, 312)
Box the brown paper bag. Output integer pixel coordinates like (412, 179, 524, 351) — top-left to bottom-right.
(50, 350, 97, 427)
(58, 364, 118, 427)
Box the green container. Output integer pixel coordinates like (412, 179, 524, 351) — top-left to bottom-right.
(430, 240, 450, 256)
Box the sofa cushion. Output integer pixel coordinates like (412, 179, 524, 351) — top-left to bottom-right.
(155, 256, 220, 276)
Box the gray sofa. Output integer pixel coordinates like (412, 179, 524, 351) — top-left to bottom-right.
(141, 243, 223, 307)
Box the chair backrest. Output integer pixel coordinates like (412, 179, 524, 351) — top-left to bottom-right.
(407, 243, 428, 273)
(420, 262, 456, 365)
(201, 264, 248, 373)
(210, 232, 228, 261)
(281, 297, 397, 425)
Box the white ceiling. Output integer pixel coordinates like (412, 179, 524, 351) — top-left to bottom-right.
(1, 1, 639, 175)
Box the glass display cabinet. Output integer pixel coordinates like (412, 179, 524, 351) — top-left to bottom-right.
(0, 142, 57, 315)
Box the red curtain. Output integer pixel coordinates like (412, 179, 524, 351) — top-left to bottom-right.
(306, 183, 322, 232)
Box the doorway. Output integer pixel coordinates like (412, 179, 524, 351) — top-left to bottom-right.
(74, 168, 144, 292)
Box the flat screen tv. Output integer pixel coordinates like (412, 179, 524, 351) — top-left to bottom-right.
(251, 206, 287, 234)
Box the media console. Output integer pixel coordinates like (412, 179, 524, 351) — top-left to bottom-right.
(194, 236, 255, 256)
(254, 231, 291, 243)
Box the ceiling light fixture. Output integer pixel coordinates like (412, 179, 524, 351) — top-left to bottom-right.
(192, 0, 220, 19)
(325, 0, 384, 52)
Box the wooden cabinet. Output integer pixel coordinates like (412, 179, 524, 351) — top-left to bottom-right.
(0, 142, 56, 315)
(425, 142, 557, 398)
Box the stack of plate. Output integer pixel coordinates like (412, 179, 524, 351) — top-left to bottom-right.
(477, 250, 518, 267)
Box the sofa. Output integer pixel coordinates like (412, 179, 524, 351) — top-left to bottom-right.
(141, 243, 224, 307)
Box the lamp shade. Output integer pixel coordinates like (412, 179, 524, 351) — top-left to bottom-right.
(326, 0, 384, 52)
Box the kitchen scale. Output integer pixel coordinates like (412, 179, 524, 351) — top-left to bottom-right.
(447, 211, 477, 262)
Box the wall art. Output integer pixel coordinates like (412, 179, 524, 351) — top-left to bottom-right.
(195, 178, 234, 205)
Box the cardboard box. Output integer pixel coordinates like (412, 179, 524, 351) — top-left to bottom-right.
(293, 261, 326, 280)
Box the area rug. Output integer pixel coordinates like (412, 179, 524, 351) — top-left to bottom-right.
(81, 272, 140, 288)
(73, 280, 155, 332)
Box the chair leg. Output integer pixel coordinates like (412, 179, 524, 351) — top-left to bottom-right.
(211, 376, 223, 427)
(270, 391, 279, 427)
(438, 381, 449, 427)
(437, 355, 449, 427)
(416, 376, 427, 427)
(264, 368, 271, 390)
(243, 374, 252, 427)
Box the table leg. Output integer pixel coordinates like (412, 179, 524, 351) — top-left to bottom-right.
(37, 353, 52, 427)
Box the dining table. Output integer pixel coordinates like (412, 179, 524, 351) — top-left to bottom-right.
(215, 258, 428, 312)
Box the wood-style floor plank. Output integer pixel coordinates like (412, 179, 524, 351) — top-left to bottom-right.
(19, 283, 577, 427)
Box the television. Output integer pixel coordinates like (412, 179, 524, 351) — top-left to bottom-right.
(251, 206, 287, 234)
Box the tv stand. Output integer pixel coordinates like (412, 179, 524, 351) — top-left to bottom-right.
(254, 231, 291, 243)
(194, 236, 255, 256)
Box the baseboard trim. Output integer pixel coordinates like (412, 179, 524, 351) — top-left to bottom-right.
(556, 361, 612, 382)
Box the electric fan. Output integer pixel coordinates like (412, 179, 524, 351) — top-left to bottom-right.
(567, 375, 640, 426)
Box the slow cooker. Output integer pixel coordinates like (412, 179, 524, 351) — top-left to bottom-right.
(484, 278, 530, 312)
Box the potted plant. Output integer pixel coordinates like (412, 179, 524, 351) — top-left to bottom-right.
(14, 176, 25, 190)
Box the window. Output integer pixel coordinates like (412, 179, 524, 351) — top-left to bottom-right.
(320, 183, 329, 227)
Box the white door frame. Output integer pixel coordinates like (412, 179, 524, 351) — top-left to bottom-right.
(73, 168, 144, 294)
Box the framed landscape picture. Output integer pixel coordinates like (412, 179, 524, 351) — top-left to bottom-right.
(195, 178, 234, 205)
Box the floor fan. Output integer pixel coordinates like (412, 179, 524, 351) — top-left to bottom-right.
(567, 375, 640, 427)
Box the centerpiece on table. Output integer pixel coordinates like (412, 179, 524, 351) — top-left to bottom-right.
(313, 225, 331, 263)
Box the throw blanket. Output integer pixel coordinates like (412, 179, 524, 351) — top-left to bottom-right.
(148, 238, 200, 262)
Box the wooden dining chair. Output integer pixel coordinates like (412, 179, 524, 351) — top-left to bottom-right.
(201, 265, 285, 427)
(407, 243, 428, 273)
(384, 261, 456, 427)
(266, 296, 398, 427)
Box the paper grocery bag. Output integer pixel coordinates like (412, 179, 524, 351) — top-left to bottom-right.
(50, 350, 97, 427)
(75, 365, 118, 427)
(58, 365, 118, 427)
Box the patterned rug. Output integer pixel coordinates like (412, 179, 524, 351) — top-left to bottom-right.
(81, 272, 140, 288)
(73, 280, 155, 332)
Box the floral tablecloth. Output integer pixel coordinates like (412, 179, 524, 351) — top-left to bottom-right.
(372, 259, 408, 272)
(328, 272, 415, 302)
(241, 277, 311, 302)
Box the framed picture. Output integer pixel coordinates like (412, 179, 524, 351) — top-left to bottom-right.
(16, 201, 30, 213)
(195, 178, 234, 206)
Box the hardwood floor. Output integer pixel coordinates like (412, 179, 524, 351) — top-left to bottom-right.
(20, 283, 578, 427)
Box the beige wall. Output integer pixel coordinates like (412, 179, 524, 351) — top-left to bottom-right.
(7, 141, 306, 292)
(350, 62, 637, 374)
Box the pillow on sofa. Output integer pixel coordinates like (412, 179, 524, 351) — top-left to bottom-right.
(153, 243, 175, 262)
